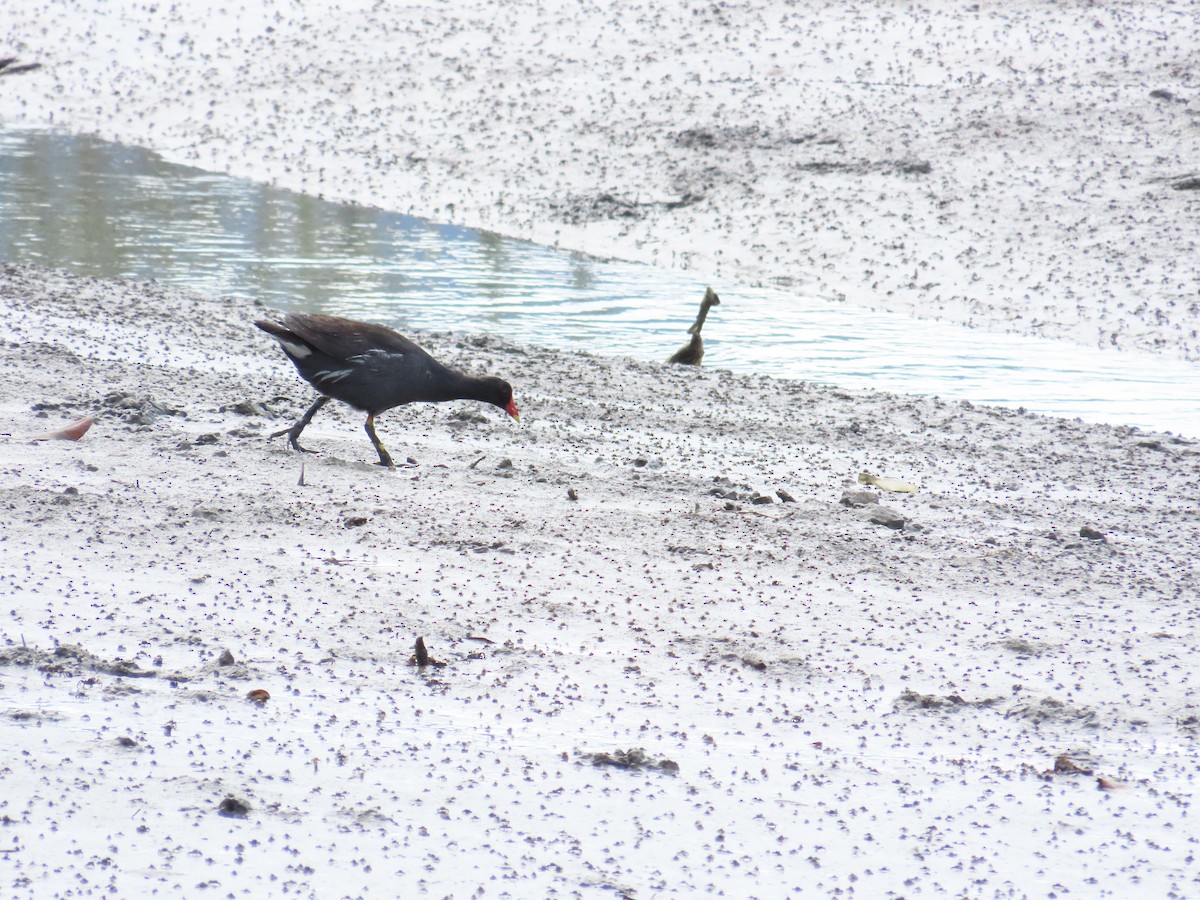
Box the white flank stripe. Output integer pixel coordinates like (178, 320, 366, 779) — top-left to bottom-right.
(279, 338, 312, 359)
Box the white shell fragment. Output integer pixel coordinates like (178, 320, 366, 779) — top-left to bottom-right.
(858, 471, 919, 493)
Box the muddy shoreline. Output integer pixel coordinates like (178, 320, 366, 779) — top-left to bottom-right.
(0, 263, 1196, 895)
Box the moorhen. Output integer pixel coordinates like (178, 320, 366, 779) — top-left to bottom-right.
(667, 287, 720, 366)
(256, 313, 520, 468)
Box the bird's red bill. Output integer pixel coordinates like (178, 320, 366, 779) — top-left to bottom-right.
(506, 399, 521, 422)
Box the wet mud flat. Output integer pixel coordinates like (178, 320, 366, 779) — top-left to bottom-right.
(0, 264, 1196, 896)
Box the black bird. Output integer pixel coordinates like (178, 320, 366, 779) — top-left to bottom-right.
(256, 313, 519, 468)
(667, 287, 720, 366)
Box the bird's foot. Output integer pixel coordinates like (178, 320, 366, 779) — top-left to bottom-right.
(372, 440, 396, 468)
(375, 453, 419, 469)
(268, 425, 318, 454)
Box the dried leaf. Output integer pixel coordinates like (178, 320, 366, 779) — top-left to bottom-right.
(29, 416, 95, 441)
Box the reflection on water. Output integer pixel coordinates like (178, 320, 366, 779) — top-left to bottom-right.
(1, 125, 1197, 437)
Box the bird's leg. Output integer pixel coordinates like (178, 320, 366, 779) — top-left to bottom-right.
(270, 395, 329, 453)
(364, 414, 398, 468)
(362, 415, 418, 469)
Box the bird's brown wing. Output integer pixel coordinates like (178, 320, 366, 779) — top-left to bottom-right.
(281, 313, 432, 363)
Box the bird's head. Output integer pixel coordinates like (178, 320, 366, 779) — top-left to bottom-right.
(480, 376, 520, 424)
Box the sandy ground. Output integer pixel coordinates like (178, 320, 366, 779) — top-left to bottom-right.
(1, 266, 1198, 897)
(1, 1, 1200, 897)
(1, 1, 1199, 361)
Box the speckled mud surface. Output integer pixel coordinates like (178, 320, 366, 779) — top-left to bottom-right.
(0, 264, 1197, 897)
(3, 0, 1200, 894)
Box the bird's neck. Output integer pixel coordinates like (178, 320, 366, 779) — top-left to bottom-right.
(424, 366, 491, 405)
(689, 302, 714, 336)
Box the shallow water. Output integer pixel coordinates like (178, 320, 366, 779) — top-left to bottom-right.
(1, 125, 1197, 437)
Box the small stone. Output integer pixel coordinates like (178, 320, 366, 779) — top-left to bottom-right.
(840, 489, 879, 508)
(1054, 753, 1095, 776)
(217, 796, 251, 818)
(864, 506, 906, 530)
(223, 400, 271, 416)
(584, 747, 679, 774)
